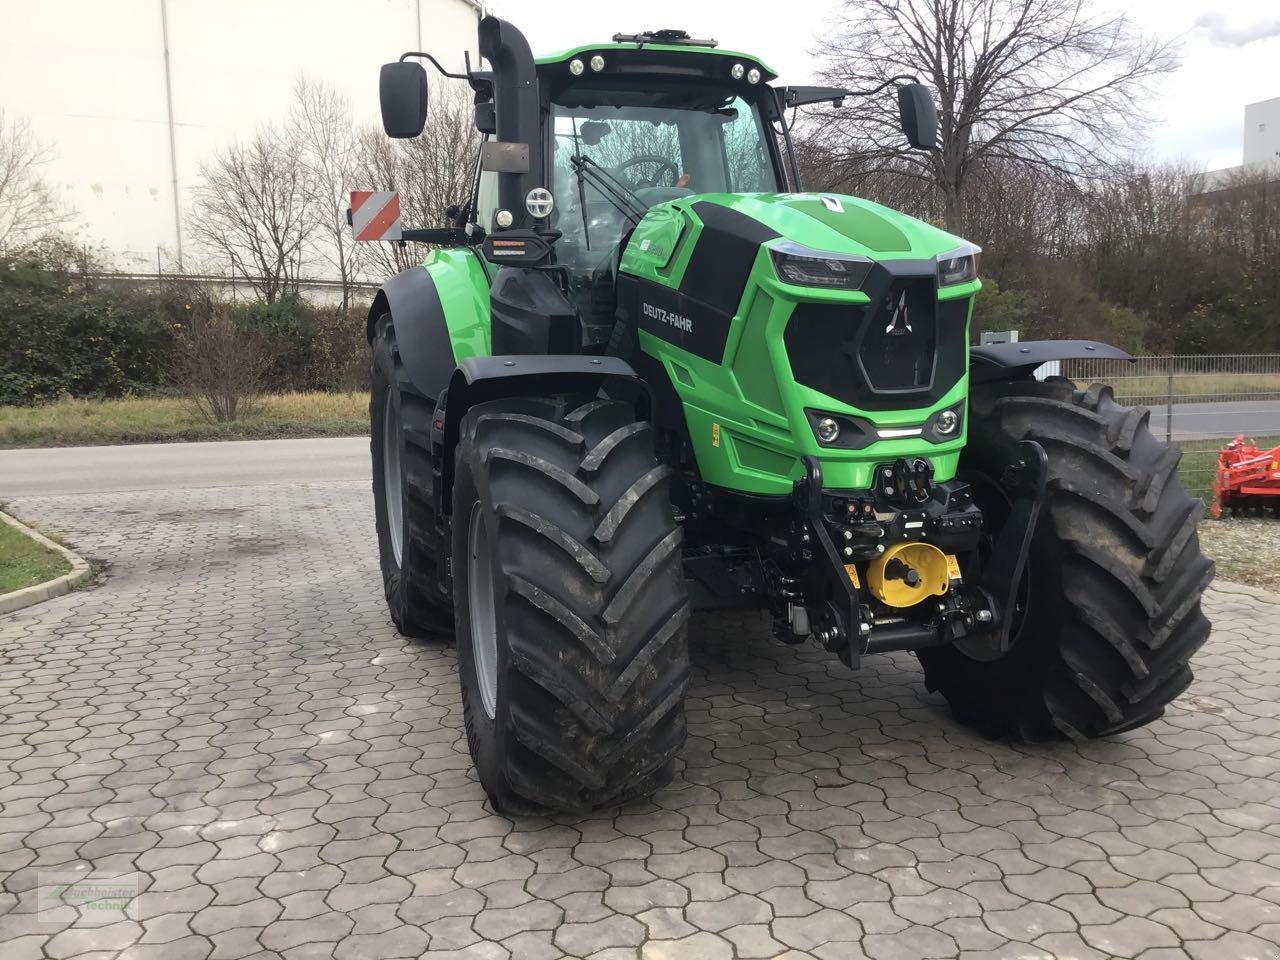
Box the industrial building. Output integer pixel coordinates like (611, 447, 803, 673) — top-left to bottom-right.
(0, 0, 482, 274)
(1201, 97, 1280, 191)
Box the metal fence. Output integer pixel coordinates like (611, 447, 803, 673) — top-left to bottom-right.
(1051, 353, 1280, 502)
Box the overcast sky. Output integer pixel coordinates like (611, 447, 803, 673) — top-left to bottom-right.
(496, 0, 1280, 172)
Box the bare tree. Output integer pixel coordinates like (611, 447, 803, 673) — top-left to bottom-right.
(812, 0, 1179, 230)
(0, 111, 73, 255)
(188, 129, 313, 303)
(289, 78, 363, 315)
(354, 84, 481, 280)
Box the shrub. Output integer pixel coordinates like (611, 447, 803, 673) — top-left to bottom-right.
(171, 304, 272, 422)
(232, 294, 316, 392)
(0, 256, 174, 405)
(309, 305, 370, 392)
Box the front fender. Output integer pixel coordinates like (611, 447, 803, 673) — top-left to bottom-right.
(970, 340, 1133, 383)
(436, 355, 648, 517)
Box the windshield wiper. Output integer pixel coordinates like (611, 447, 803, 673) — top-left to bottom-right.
(569, 155, 648, 225)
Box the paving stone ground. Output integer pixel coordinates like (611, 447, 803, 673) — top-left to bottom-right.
(2, 479, 1279, 960)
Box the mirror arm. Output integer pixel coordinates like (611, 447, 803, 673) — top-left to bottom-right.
(835, 74, 920, 99)
(784, 75, 920, 108)
(401, 226, 483, 246)
(398, 50, 471, 82)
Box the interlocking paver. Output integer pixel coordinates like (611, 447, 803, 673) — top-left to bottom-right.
(2, 482, 1279, 959)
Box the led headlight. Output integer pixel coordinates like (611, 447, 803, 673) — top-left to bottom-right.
(770, 241, 873, 290)
(936, 241, 981, 286)
(525, 188, 554, 219)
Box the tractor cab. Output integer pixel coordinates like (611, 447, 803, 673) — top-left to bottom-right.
(530, 36, 785, 342)
(473, 32, 788, 343)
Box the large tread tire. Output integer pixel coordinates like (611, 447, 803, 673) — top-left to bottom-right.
(370, 313, 454, 638)
(919, 377, 1215, 740)
(452, 396, 690, 813)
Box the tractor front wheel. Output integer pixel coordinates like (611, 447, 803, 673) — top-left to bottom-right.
(920, 377, 1215, 740)
(451, 396, 690, 813)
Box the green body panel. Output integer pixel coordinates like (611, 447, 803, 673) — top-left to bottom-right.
(621, 193, 981, 496)
(422, 248, 492, 360)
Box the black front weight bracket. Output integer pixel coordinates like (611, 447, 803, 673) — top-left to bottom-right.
(976, 439, 1049, 652)
(794, 455, 871, 669)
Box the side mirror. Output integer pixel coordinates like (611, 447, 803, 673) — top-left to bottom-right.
(897, 83, 937, 151)
(380, 61, 428, 138)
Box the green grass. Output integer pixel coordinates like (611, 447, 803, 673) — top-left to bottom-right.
(1087, 372, 1280, 405)
(0, 518, 72, 593)
(0, 392, 370, 448)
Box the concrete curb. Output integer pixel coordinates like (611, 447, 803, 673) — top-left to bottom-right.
(0, 511, 93, 616)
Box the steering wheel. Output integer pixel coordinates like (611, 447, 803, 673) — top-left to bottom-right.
(616, 155, 681, 190)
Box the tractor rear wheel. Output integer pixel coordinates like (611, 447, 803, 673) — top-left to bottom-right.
(370, 313, 454, 638)
(920, 377, 1215, 740)
(451, 395, 690, 813)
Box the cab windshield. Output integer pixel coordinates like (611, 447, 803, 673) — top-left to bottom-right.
(549, 81, 779, 342)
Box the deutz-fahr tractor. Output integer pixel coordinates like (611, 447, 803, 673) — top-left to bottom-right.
(366, 16, 1214, 813)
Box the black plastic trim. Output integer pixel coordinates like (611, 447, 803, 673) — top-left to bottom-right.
(682, 201, 780, 316)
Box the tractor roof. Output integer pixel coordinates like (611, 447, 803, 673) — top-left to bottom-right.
(535, 36, 777, 81)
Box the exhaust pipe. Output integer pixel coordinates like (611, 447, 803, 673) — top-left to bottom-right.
(477, 16, 544, 228)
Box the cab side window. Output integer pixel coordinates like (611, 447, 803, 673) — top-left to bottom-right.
(474, 168, 498, 233)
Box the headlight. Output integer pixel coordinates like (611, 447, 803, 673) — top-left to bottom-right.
(936, 242, 981, 286)
(525, 188, 554, 219)
(923, 402, 965, 443)
(770, 241, 872, 290)
(815, 417, 840, 443)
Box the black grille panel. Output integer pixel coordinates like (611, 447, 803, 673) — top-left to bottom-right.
(783, 269, 969, 411)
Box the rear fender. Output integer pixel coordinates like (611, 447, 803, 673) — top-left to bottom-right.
(367, 252, 491, 401)
(970, 340, 1133, 384)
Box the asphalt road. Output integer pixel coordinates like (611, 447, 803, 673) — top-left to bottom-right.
(1144, 399, 1280, 441)
(0, 436, 370, 498)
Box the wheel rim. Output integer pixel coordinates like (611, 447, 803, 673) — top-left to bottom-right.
(382, 390, 404, 566)
(467, 502, 499, 720)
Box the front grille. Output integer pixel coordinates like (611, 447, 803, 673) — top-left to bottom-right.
(783, 270, 968, 411)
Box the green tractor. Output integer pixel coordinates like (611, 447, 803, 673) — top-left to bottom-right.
(367, 16, 1214, 813)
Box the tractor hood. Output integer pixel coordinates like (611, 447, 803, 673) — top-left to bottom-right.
(685, 192, 968, 262)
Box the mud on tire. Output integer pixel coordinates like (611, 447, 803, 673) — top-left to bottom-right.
(920, 377, 1215, 740)
(370, 313, 454, 638)
(452, 396, 690, 813)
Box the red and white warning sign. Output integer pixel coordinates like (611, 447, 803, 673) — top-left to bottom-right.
(349, 191, 402, 241)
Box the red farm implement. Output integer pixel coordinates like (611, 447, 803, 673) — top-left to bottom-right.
(1210, 435, 1280, 519)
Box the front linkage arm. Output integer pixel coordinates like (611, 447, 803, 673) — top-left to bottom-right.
(973, 439, 1048, 653)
